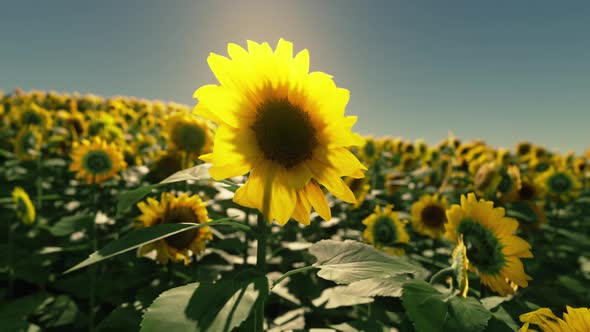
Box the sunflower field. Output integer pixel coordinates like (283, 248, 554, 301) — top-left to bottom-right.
(1, 40, 589, 332)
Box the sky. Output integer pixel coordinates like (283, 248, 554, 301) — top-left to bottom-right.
(1, 0, 589, 153)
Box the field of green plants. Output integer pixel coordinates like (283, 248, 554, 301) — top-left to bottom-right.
(1, 39, 589, 332)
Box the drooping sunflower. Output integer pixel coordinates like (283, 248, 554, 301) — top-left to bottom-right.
(473, 162, 502, 197)
(497, 165, 522, 203)
(165, 112, 213, 159)
(69, 137, 127, 184)
(410, 194, 448, 239)
(362, 205, 410, 255)
(519, 306, 590, 332)
(13, 125, 42, 160)
(535, 166, 581, 201)
(193, 39, 366, 225)
(445, 193, 533, 296)
(12, 187, 36, 225)
(136, 192, 213, 265)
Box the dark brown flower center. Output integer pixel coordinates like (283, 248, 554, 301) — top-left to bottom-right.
(163, 206, 200, 250)
(251, 98, 317, 168)
(420, 204, 446, 228)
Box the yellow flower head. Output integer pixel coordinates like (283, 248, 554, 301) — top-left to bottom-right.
(136, 192, 213, 265)
(148, 150, 185, 183)
(69, 137, 127, 184)
(165, 112, 213, 156)
(12, 187, 36, 225)
(535, 166, 581, 202)
(193, 39, 366, 225)
(362, 205, 410, 255)
(445, 193, 533, 296)
(473, 162, 502, 197)
(519, 306, 590, 332)
(13, 125, 42, 160)
(15, 103, 52, 132)
(410, 194, 448, 239)
(345, 175, 371, 210)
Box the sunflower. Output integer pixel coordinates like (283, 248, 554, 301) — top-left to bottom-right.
(136, 192, 213, 264)
(515, 141, 533, 159)
(345, 175, 370, 209)
(361, 136, 378, 162)
(497, 165, 522, 203)
(519, 306, 590, 332)
(165, 112, 213, 158)
(518, 176, 543, 201)
(12, 187, 36, 225)
(69, 137, 127, 184)
(15, 103, 52, 132)
(13, 125, 42, 160)
(536, 166, 581, 201)
(410, 194, 448, 239)
(193, 39, 366, 225)
(445, 193, 533, 296)
(473, 162, 502, 197)
(148, 150, 184, 182)
(362, 205, 410, 255)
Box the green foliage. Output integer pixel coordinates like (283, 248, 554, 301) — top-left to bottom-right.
(140, 269, 268, 332)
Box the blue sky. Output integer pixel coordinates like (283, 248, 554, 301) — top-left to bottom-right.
(1, 0, 589, 153)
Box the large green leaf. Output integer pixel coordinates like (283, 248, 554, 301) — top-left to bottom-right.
(401, 280, 449, 332)
(342, 275, 407, 297)
(49, 214, 94, 236)
(444, 297, 492, 332)
(117, 164, 214, 216)
(141, 269, 267, 332)
(0, 293, 49, 331)
(64, 218, 238, 273)
(309, 240, 423, 284)
(311, 286, 373, 309)
(401, 280, 492, 332)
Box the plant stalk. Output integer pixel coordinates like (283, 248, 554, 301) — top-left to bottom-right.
(255, 213, 267, 332)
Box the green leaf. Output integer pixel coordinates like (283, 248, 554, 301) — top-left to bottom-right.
(331, 320, 390, 332)
(141, 269, 268, 332)
(402, 280, 492, 332)
(36, 295, 79, 328)
(117, 164, 236, 216)
(96, 305, 143, 332)
(444, 296, 492, 332)
(311, 286, 374, 309)
(49, 214, 94, 236)
(64, 217, 236, 274)
(483, 316, 515, 332)
(341, 275, 407, 297)
(401, 280, 449, 332)
(309, 240, 423, 284)
(0, 293, 49, 331)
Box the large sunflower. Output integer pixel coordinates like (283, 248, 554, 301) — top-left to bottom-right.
(193, 39, 366, 225)
(13, 125, 42, 160)
(362, 205, 410, 255)
(12, 187, 36, 225)
(445, 193, 533, 296)
(69, 137, 127, 184)
(519, 306, 590, 332)
(165, 112, 213, 158)
(410, 194, 448, 239)
(136, 192, 213, 265)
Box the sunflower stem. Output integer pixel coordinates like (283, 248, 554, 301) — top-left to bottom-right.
(7, 221, 16, 299)
(271, 265, 317, 289)
(255, 213, 267, 332)
(88, 186, 99, 332)
(36, 152, 43, 216)
(429, 266, 454, 285)
(243, 210, 250, 265)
